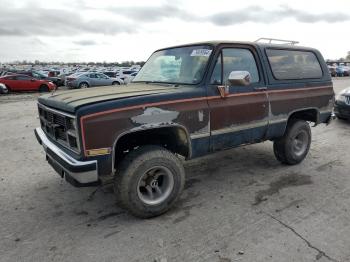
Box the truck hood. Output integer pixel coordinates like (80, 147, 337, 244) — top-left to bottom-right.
(38, 83, 181, 113)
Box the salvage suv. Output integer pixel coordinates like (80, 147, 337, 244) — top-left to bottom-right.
(35, 41, 334, 218)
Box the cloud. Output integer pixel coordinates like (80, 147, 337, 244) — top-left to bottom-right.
(73, 40, 98, 46)
(107, 4, 350, 25)
(1, 3, 349, 39)
(0, 7, 137, 37)
(113, 4, 195, 22)
(208, 5, 350, 26)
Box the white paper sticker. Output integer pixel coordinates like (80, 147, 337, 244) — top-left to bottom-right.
(190, 49, 212, 57)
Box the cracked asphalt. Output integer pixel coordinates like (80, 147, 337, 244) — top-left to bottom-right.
(1, 78, 350, 262)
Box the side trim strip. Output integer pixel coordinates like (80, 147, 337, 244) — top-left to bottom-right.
(190, 133, 211, 139)
(211, 121, 268, 136)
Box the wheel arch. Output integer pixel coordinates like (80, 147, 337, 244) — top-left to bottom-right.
(39, 84, 49, 92)
(112, 124, 192, 172)
(280, 107, 320, 136)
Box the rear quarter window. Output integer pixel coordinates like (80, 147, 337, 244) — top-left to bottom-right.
(266, 49, 323, 80)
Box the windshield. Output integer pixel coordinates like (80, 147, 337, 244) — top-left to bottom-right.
(133, 45, 213, 84)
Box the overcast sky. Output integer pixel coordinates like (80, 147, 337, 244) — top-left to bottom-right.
(0, 0, 349, 63)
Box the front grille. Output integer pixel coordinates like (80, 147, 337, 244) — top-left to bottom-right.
(38, 104, 80, 153)
(346, 96, 350, 106)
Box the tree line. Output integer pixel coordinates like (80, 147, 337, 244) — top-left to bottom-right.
(2, 60, 146, 67)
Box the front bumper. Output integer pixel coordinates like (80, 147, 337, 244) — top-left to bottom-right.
(34, 127, 99, 187)
(334, 102, 350, 119)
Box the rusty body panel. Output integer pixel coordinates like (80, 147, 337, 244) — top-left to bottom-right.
(81, 95, 210, 154)
(35, 40, 335, 184)
(268, 85, 334, 117)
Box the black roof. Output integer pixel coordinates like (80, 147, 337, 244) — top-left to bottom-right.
(158, 40, 317, 52)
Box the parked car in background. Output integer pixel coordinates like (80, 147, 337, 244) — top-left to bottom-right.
(328, 66, 337, 77)
(0, 83, 8, 94)
(103, 71, 117, 78)
(65, 72, 123, 89)
(15, 71, 64, 86)
(334, 87, 350, 120)
(116, 70, 138, 81)
(336, 66, 350, 77)
(0, 74, 56, 92)
(123, 72, 138, 84)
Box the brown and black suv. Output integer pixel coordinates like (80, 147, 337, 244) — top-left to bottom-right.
(35, 41, 334, 218)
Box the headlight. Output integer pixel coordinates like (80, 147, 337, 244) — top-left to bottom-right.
(336, 94, 346, 102)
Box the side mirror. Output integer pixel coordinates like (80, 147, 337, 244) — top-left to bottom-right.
(227, 71, 251, 86)
(31, 78, 36, 82)
(217, 71, 251, 98)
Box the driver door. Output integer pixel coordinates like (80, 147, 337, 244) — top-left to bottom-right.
(208, 46, 269, 151)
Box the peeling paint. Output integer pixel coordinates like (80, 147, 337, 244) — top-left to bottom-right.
(131, 107, 179, 125)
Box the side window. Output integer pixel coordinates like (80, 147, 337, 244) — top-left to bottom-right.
(210, 48, 260, 85)
(222, 49, 259, 84)
(98, 74, 108, 79)
(266, 49, 323, 80)
(16, 75, 31, 80)
(89, 73, 97, 78)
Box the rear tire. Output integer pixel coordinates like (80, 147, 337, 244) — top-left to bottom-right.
(273, 119, 311, 165)
(79, 82, 89, 89)
(2, 85, 10, 94)
(114, 145, 185, 218)
(112, 81, 120, 85)
(38, 85, 49, 92)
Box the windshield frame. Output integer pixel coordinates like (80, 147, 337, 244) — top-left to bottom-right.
(133, 44, 215, 85)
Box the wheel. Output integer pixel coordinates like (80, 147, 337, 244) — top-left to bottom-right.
(336, 115, 348, 120)
(1, 85, 9, 94)
(38, 85, 49, 92)
(114, 145, 185, 218)
(112, 81, 120, 85)
(273, 119, 311, 165)
(79, 82, 89, 89)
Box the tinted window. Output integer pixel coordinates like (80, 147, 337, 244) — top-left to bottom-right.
(5, 76, 16, 80)
(123, 71, 133, 74)
(16, 75, 31, 80)
(97, 74, 108, 78)
(210, 48, 259, 85)
(266, 49, 323, 80)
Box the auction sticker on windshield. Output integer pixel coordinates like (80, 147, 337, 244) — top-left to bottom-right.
(190, 49, 212, 56)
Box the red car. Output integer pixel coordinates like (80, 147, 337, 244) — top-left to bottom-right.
(0, 74, 56, 92)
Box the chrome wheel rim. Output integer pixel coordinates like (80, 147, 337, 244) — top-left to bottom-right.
(292, 130, 308, 157)
(137, 166, 174, 205)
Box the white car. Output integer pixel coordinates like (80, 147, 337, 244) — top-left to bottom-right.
(123, 72, 138, 84)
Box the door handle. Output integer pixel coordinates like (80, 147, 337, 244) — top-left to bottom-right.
(254, 87, 267, 91)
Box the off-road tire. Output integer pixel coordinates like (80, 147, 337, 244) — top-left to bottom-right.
(38, 85, 49, 92)
(114, 145, 185, 218)
(273, 119, 311, 165)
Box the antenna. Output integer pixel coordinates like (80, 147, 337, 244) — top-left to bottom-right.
(255, 38, 299, 45)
